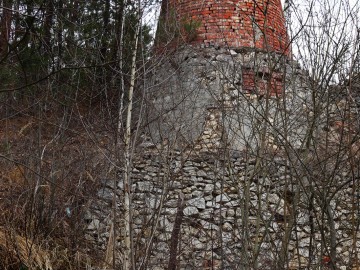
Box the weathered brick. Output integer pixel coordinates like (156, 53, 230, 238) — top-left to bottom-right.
(157, 0, 289, 55)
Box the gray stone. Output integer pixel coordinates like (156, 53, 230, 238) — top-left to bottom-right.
(223, 222, 233, 232)
(191, 239, 204, 250)
(156, 242, 168, 252)
(206, 200, 221, 208)
(299, 237, 310, 247)
(160, 218, 173, 232)
(117, 180, 124, 190)
(201, 220, 219, 230)
(188, 197, 206, 209)
(183, 187, 192, 194)
(227, 209, 235, 217)
(230, 49, 237, 56)
(215, 194, 231, 203)
(97, 188, 114, 201)
(199, 209, 213, 219)
(225, 200, 240, 207)
(134, 217, 143, 225)
(192, 190, 204, 198)
(297, 248, 309, 257)
(162, 207, 177, 215)
(184, 206, 199, 216)
(165, 199, 178, 208)
(87, 219, 100, 230)
(204, 184, 214, 194)
(216, 54, 231, 62)
(145, 196, 160, 209)
(197, 170, 208, 177)
(158, 233, 171, 241)
(194, 181, 205, 188)
(267, 193, 280, 204)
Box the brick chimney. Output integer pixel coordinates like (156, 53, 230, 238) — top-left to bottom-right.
(157, 0, 290, 56)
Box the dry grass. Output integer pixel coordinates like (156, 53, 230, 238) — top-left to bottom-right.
(0, 104, 113, 269)
(0, 227, 52, 270)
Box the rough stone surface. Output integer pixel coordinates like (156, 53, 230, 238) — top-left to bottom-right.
(86, 3, 360, 268)
(88, 147, 360, 269)
(148, 46, 309, 151)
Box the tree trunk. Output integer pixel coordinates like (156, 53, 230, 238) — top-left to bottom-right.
(123, 5, 141, 269)
(43, 0, 54, 53)
(0, 0, 12, 57)
(167, 193, 185, 270)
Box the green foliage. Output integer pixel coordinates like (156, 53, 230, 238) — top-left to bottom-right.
(156, 9, 201, 44)
(19, 264, 28, 270)
(0, 0, 153, 104)
(155, 9, 179, 44)
(182, 18, 201, 42)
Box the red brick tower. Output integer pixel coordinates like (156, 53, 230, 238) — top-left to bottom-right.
(157, 0, 289, 55)
(151, 0, 294, 149)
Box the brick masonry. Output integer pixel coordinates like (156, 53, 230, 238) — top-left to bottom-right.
(158, 0, 289, 55)
(157, 0, 290, 96)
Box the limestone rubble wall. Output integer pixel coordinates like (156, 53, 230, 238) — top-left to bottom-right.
(86, 47, 360, 270)
(148, 46, 309, 150)
(87, 147, 360, 270)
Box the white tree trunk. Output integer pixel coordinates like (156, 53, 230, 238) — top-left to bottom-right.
(123, 10, 141, 270)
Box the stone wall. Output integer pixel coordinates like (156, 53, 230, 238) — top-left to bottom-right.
(86, 9, 360, 268)
(86, 44, 360, 269)
(148, 46, 308, 150)
(88, 146, 360, 269)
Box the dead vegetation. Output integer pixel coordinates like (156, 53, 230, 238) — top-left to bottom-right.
(0, 104, 115, 269)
